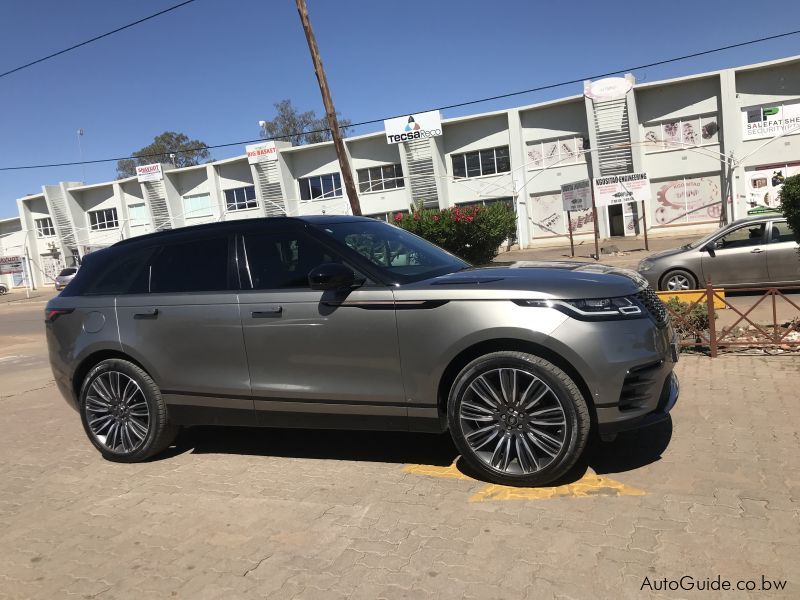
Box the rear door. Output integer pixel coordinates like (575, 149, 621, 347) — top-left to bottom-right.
(115, 234, 254, 425)
(701, 222, 768, 285)
(766, 219, 800, 283)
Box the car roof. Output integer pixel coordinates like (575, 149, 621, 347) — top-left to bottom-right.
(728, 213, 784, 227)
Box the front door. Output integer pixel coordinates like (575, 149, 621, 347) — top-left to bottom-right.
(237, 227, 406, 428)
(766, 219, 800, 283)
(116, 234, 254, 425)
(701, 222, 768, 286)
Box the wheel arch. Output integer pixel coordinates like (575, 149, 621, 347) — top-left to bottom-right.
(436, 338, 596, 428)
(72, 349, 151, 400)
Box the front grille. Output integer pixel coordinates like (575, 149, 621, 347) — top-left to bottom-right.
(637, 286, 668, 326)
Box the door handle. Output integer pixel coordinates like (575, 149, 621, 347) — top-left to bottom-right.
(750, 248, 764, 254)
(251, 306, 282, 318)
(133, 308, 159, 319)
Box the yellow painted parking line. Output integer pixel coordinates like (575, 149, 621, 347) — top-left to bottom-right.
(403, 462, 645, 502)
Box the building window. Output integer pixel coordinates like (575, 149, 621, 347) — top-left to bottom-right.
(357, 164, 405, 193)
(642, 114, 719, 152)
(183, 193, 213, 218)
(35, 217, 55, 238)
(128, 203, 148, 227)
(526, 136, 588, 170)
(368, 210, 410, 223)
(89, 208, 119, 231)
(452, 146, 511, 179)
(224, 186, 258, 211)
(299, 173, 342, 200)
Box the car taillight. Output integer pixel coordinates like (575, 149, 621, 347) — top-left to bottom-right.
(45, 308, 74, 323)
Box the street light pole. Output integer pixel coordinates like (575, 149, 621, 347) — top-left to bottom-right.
(295, 0, 362, 215)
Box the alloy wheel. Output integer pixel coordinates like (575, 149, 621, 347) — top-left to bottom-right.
(458, 368, 567, 475)
(666, 274, 691, 291)
(84, 371, 150, 453)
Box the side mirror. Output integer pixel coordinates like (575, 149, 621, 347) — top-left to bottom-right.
(702, 242, 717, 256)
(308, 263, 358, 291)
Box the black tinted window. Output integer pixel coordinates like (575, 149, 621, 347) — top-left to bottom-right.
(58, 268, 77, 277)
(151, 237, 230, 293)
(83, 247, 154, 296)
(242, 231, 340, 289)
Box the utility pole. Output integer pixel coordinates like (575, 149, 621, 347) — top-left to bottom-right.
(295, 0, 361, 215)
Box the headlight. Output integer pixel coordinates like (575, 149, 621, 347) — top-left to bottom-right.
(638, 259, 654, 272)
(515, 296, 644, 320)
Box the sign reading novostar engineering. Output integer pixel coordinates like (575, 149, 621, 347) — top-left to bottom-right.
(384, 110, 442, 144)
(593, 172, 651, 207)
(0, 256, 24, 275)
(136, 163, 163, 182)
(561, 179, 592, 212)
(246, 141, 278, 164)
(741, 100, 800, 140)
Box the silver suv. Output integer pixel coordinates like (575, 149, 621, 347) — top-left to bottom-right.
(45, 216, 678, 486)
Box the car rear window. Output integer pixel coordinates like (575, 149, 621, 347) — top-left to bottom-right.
(58, 268, 77, 277)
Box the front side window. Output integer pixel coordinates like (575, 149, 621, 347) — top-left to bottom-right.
(452, 146, 511, 179)
(150, 237, 230, 293)
(315, 220, 467, 283)
(35, 217, 55, 238)
(241, 231, 341, 290)
(89, 208, 119, 231)
(357, 164, 405, 193)
(299, 173, 342, 200)
(713, 223, 766, 250)
(224, 186, 258, 211)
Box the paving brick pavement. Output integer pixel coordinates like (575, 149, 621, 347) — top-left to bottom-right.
(0, 351, 798, 599)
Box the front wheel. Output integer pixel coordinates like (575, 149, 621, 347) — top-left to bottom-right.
(659, 269, 697, 291)
(79, 359, 177, 462)
(447, 351, 590, 487)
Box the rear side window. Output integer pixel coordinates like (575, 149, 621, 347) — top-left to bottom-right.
(81, 247, 154, 296)
(151, 237, 230, 293)
(769, 221, 797, 244)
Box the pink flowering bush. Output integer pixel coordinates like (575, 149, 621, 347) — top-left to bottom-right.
(394, 203, 517, 264)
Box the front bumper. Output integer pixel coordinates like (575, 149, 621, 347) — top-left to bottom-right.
(597, 371, 679, 436)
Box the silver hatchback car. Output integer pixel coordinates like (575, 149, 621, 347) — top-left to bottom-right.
(45, 216, 678, 486)
(638, 215, 800, 291)
(54, 267, 78, 291)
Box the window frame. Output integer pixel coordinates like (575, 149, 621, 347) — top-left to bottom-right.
(298, 173, 343, 201)
(127, 203, 149, 227)
(356, 163, 405, 194)
(451, 146, 512, 180)
(88, 208, 119, 231)
(525, 136, 587, 171)
(642, 113, 720, 154)
(223, 186, 258, 212)
(35, 217, 56, 238)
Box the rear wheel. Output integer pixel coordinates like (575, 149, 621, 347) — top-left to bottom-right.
(447, 351, 590, 486)
(659, 269, 697, 291)
(79, 359, 177, 462)
(0, 284, 7, 295)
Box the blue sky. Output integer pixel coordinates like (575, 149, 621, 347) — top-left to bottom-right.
(1, 0, 800, 218)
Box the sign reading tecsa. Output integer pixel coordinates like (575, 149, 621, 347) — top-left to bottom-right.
(384, 110, 442, 144)
(741, 100, 800, 140)
(136, 163, 163, 182)
(593, 172, 651, 207)
(561, 180, 592, 212)
(584, 77, 632, 101)
(246, 141, 278, 164)
(0, 255, 24, 275)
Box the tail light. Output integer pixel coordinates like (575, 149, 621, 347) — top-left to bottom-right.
(45, 308, 74, 323)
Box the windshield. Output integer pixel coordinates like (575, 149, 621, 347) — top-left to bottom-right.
(315, 220, 468, 284)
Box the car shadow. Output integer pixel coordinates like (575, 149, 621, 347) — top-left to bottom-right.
(158, 418, 673, 487)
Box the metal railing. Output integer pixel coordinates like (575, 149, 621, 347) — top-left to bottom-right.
(663, 281, 800, 357)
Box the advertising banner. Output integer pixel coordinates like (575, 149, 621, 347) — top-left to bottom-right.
(384, 110, 442, 144)
(741, 100, 800, 140)
(0, 256, 24, 275)
(136, 163, 163, 183)
(745, 162, 800, 212)
(584, 77, 632, 101)
(246, 141, 278, 164)
(561, 179, 592, 212)
(593, 172, 651, 207)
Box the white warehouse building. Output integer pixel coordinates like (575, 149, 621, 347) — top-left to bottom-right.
(3, 54, 800, 290)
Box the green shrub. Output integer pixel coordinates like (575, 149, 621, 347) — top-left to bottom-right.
(665, 297, 714, 339)
(779, 174, 800, 246)
(394, 203, 517, 265)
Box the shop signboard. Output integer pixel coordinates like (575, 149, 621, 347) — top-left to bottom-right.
(741, 100, 800, 140)
(745, 162, 800, 212)
(0, 255, 24, 275)
(246, 141, 278, 164)
(593, 172, 651, 207)
(561, 179, 592, 212)
(583, 77, 632, 101)
(384, 110, 442, 144)
(136, 163, 163, 183)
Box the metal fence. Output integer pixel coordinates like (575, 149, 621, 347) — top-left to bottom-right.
(663, 281, 800, 357)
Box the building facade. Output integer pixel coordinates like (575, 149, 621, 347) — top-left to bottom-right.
(8, 55, 800, 289)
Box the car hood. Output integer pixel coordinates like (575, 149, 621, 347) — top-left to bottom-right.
(641, 246, 690, 263)
(402, 261, 647, 300)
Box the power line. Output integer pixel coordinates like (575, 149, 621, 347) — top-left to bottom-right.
(2, 27, 799, 172)
(0, 0, 200, 80)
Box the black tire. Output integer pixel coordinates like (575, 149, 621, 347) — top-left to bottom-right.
(79, 358, 177, 462)
(447, 351, 590, 487)
(0, 284, 7, 295)
(659, 269, 697, 292)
